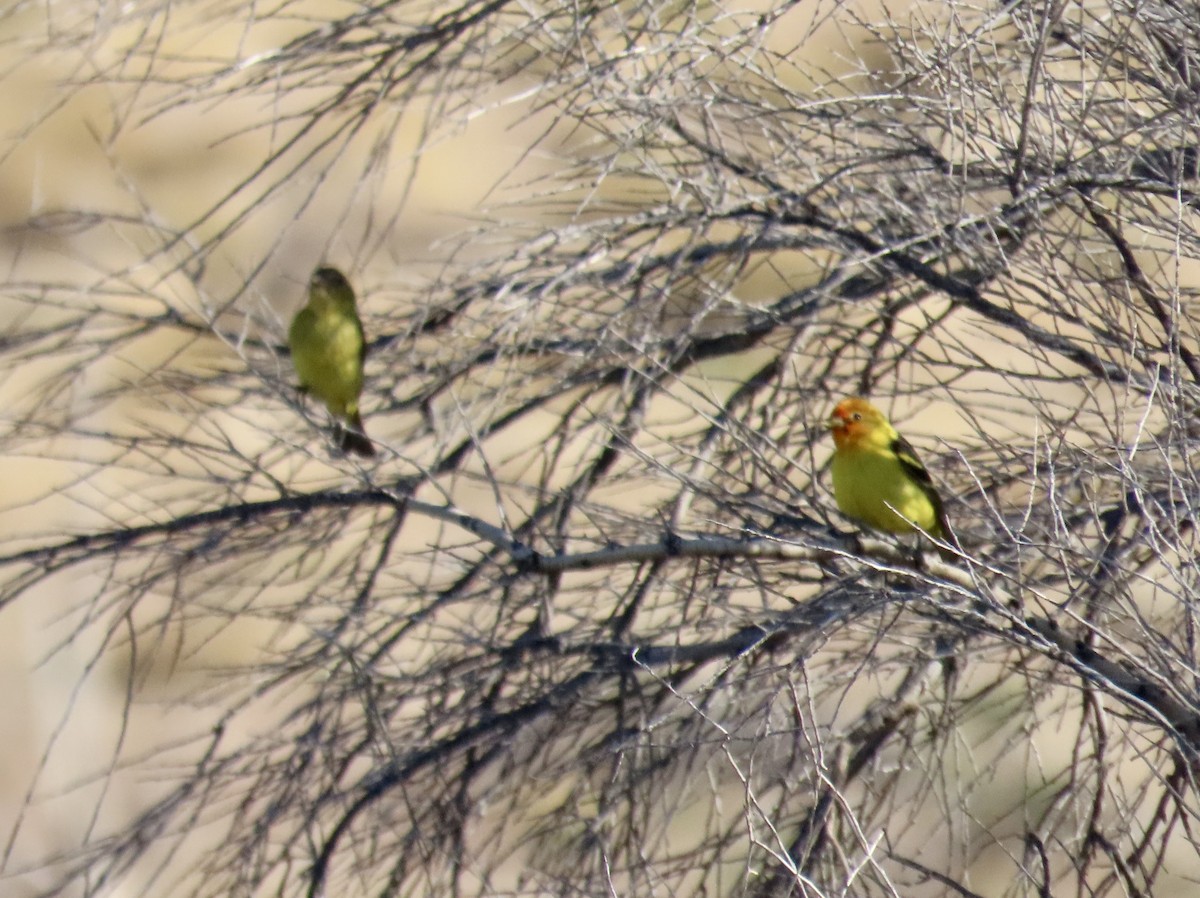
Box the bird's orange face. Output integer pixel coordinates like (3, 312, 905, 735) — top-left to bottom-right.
(827, 397, 884, 450)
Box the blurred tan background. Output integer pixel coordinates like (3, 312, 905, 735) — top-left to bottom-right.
(0, 1, 1161, 895)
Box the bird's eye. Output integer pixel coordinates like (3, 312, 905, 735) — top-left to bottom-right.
(851, 412, 862, 421)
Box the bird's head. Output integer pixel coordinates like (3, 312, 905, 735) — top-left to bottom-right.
(827, 397, 890, 450)
(309, 267, 356, 308)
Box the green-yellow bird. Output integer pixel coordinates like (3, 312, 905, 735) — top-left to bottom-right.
(289, 266, 375, 457)
(827, 397, 954, 558)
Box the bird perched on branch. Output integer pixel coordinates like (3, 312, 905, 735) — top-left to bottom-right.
(288, 266, 375, 457)
(827, 397, 954, 558)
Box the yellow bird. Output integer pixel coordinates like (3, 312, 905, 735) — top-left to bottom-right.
(827, 397, 954, 557)
(288, 266, 375, 457)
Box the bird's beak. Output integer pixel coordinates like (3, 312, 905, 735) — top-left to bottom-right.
(826, 415, 843, 431)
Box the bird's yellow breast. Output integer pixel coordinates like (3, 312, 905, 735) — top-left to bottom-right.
(289, 307, 364, 418)
(830, 444, 940, 535)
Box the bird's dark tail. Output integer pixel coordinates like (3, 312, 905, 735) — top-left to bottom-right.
(931, 516, 961, 562)
(337, 413, 375, 457)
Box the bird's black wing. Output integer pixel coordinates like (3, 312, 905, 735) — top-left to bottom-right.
(890, 434, 955, 550)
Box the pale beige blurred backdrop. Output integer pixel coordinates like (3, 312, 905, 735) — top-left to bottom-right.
(3, 1, 1190, 896)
